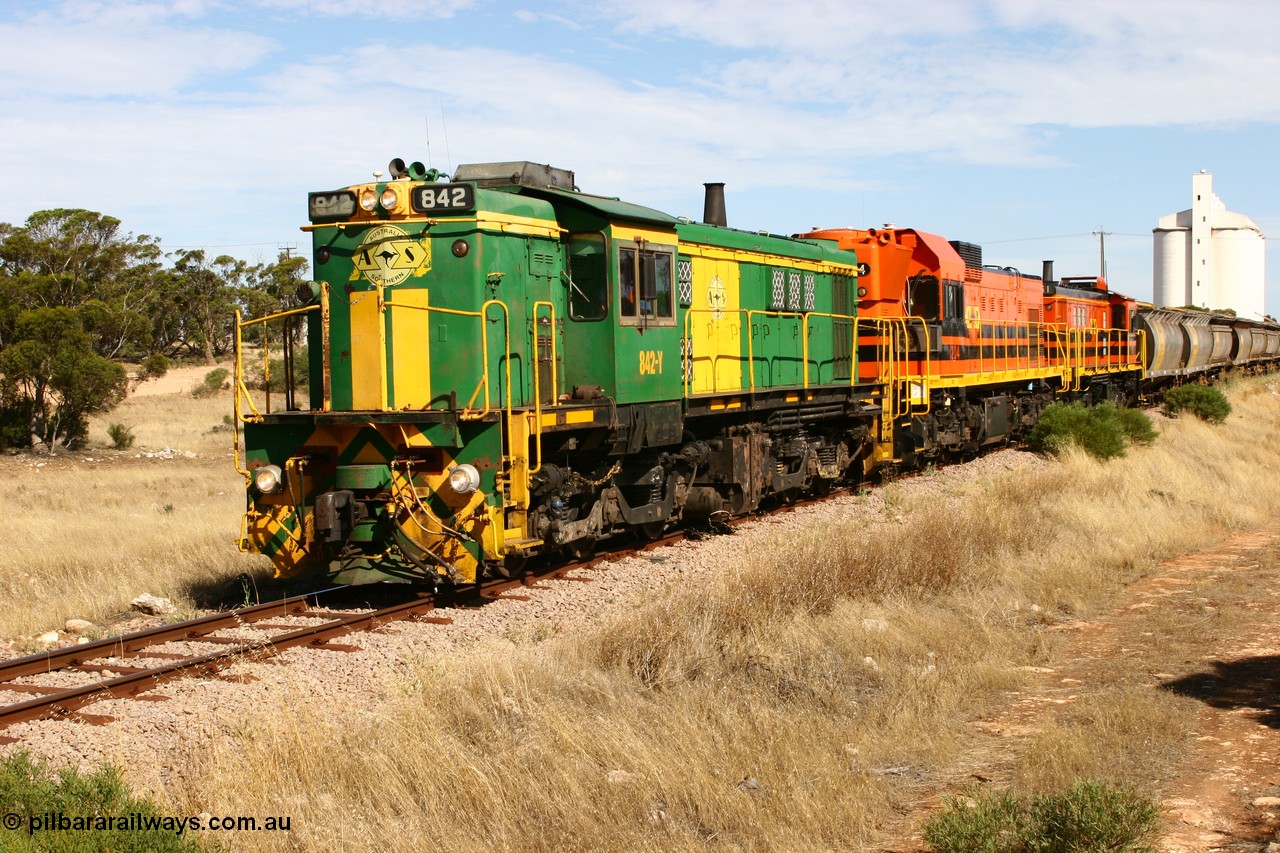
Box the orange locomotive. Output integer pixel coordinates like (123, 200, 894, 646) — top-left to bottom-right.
(799, 226, 1143, 465)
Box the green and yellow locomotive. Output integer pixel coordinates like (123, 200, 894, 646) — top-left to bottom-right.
(234, 160, 888, 586)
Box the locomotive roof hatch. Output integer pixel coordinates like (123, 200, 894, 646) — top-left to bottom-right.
(453, 161, 676, 227)
(453, 161, 576, 191)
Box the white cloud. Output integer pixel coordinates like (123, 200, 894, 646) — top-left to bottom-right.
(582, 0, 1280, 134)
(593, 0, 980, 52)
(252, 0, 478, 18)
(0, 1, 275, 97)
(0, 0, 1276, 278)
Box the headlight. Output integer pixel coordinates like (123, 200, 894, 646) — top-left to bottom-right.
(447, 463, 481, 494)
(380, 187, 399, 210)
(254, 464, 284, 494)
(359, 188, 378, 212)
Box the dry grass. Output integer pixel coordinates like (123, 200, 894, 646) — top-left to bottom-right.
(0, 365, 267, 640)
(1015, 686, 1198, 794)
(166, 376, 1280, 852)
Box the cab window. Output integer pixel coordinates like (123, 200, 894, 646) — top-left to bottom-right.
(943, 281, 965, 320)
(567, 233, 607, 321)
(618, 242, 675, 327)
(909, 275, 941, 320)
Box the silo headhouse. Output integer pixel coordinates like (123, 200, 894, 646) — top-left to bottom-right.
(1153, 170, 1266, 319)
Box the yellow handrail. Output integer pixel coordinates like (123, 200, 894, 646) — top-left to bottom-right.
(234, 304, 320, 420)
(681, 306, 858, 396)
(527, 300, 557, 476)
(232, 308, 251, 480)
(381, 299, 512, 420)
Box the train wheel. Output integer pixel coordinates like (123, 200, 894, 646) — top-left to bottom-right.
(564, 538, 596, 561)
(496, 555, 528, 579)
(636, 521, 667, 541)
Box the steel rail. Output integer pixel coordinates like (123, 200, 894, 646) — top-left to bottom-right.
(0, 592, 456, 737)
(0, 488, 852, 743)
(0, 589, 346, 683)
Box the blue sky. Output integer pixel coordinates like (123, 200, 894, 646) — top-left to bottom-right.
(1, 0, 1276, 313)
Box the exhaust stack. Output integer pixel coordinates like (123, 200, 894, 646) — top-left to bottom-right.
(702, 183, 726, 227)
(1042, 260, 1055, 285)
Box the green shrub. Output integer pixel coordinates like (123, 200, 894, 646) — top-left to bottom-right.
(1025, 780, 1159, 853)
(923, 788, 1023, 853)
(192, 368, 230, 398)
(1109, 403, 1158, 447)
(924, 780, 1159, 853)
(1028, 402, 1156, 461)
(106, 422, 135, 450)
(1163, 384, 1231, 424)
(137, 353, 170, 381)
(0, 751, 208, 852)
(0, 396, 36, 448)
(1029, 403, 1126, 460)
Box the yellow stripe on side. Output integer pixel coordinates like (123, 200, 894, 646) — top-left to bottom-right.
(681, 242, 858, 277)
(302, 212, 565, 239)
(608, 224, 678, 245)
(539, 409, 596, 428)
(388, 288, 432, 409)
(475, 211, 565, 238)
(349, 291, 386, 410)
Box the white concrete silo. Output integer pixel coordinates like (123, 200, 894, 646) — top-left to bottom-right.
(1152, 171, 1267, 319)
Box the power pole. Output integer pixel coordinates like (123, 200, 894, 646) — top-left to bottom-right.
(1092, 229, 1112, 280)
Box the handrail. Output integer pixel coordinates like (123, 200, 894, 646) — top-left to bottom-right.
(233, 308, 251, 481)
(528, 300, 557, 476)
(233, 304, 322, 483)
(1040, 324, 1143, 392)
(970, 319, 1043, 382)
(381, 298, 511, 421)
(848, 316, 932, 420)
(681, 306, 858, 396)
(234, 304, 320, 422)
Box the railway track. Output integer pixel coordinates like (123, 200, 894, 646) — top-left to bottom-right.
(0, 484, 850, 745)
(0, 562, 603, 744)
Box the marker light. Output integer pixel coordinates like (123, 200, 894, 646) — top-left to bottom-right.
(447, 463, 481, 494)
(254, 464, 285, 495)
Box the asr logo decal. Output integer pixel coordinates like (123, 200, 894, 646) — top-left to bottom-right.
(639, 350, 664, 375)
(350, 224, 431, 286)
(964, 305, 982, 335)
(707, 275, 726, 320)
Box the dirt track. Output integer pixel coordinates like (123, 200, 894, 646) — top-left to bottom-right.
(882, 527, 1280, 852)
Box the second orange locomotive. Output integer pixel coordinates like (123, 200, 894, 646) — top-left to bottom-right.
(799, 226, 1142, 466)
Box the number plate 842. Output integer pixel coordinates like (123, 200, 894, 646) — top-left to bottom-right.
(411, 184, 475, 213)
